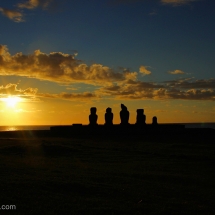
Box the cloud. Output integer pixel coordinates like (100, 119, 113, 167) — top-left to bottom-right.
(0, 83, 37, 97)
(0, 8, 24, 22)
(110, 0, 198, 6)
(38, 92, 98, 101)
(139, 65, 151, 76)
(164, 78, 215, 89)
(2, 78, 215, 102)
(0, 0, 53, 22)
(97, 78, 215, 101)
(0, 45, 7, 55)
(168, 70, 185, 75)
(161, 0, 197, 6)
(2, 0, 199, 22)
(29, 84, 215, 101)
(0, 82, 98, 101)
(1, 45, 214, 101)
(0, 45, 137, 85)
(66, 87, 78, 91)
(17, 0, 52, 9)
(154, 88, 215, 101)
(97, 80, 164, 99)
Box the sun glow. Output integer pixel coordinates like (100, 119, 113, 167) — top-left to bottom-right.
(3, 96, 21, 108)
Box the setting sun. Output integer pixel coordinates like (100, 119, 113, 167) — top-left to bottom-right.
(3, 97, 21, 108)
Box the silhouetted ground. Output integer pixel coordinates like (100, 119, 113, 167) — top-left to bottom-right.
(0, 130, 214, 214)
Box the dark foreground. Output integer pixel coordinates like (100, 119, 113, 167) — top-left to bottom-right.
(0, 129, 214, 214)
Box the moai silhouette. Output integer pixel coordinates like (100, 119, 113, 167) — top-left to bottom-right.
(120, 104, 129, 125)
(152, 116, 158, 125)
(135, 109, 146, 125)
(89, 107, 98, 126)
(105, 107, 113, 126)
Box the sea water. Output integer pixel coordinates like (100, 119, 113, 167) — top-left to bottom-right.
(0, 123, 215, 131)
(0, 125, 52, 131)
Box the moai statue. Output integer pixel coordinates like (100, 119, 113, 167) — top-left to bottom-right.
(152, 116, 158, 125)
(105, 107, 113, 126)
(89, 107, 98, 126)
(120, 104, 129, 125)
(135, 109, 146, 126)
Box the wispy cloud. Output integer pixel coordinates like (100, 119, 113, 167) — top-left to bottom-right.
(161, 0, 197, 6)
(0, 8, 24, 22)
(17, 0, 52, 9)
(66, 87, 78, 91)
(0, 83, 37, 100)
(110, 0, 198, 6)
(0, 0, 53, 22)
(38, 92, 98, 101)
(139, 65, 152, 76)
(1, 0, 199, 22)
(0, 82, 98, 101)
(168, 69, 185, 75)
(164, 78, 215, 89)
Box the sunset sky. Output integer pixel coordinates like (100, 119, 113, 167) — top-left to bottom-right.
(0, 0, 215, 125)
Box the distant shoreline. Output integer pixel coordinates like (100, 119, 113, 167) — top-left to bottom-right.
(0, 122, 215, 131)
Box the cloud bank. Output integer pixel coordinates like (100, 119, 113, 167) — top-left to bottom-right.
(0, 45, 137, 85)
(97, 78, 215, 101)
(1, 45, 214, 101)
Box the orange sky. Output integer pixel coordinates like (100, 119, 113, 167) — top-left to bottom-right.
(0, 96, 214, 125)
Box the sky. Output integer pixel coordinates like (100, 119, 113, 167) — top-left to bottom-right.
(0, 0, 215, 125)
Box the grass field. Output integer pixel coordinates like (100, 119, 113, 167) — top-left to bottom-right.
(0, 135, 214, 214)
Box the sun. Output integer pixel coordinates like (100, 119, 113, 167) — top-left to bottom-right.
(4, 96, 21, 108)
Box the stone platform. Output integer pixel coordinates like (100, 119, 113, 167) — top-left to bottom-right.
(50, 123, 185, 133)
(50, 123, 186, 137)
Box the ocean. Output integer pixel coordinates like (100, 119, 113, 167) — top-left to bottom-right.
(0, 125, 52, 132)
(0, 123, 215, 131)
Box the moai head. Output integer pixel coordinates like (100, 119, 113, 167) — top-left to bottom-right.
(137, 109, 144, 115)
(106, 107, 112, 113)
(121, 104, 127, 111)
(152, 116, 157, 124)
(90, 107, 97, 114)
